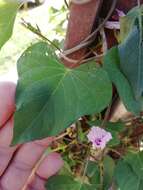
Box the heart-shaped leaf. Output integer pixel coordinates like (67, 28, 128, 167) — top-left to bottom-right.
(13, 42, 112, 144)
(0, 0, 20, 49)
(115, 152, 143, 190)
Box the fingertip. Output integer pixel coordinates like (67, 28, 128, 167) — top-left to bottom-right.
(36, 152, 64, 179)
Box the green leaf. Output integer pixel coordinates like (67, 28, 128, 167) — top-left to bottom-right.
(0, 0, 20, 49)
(59, 161, 72, 176)
(103, 156, 115, 189)
(13, 42, 112, 144)
(119, 4, 143, 100)
(103, 47, 141, 114)
(88, 120, 124, 133)
(46, 159, 114, 190)
(119, 26, 143, 100)
(115, 152, 143, 190)
(45, 175, 98, 190)
(86, 157, 115, 189)
(120, 5, 143, 42)
(115, 160, 143, 190)
(104, 122, 124, 146)
(86, 161, 100, 185)
(125, 151, 143, 178)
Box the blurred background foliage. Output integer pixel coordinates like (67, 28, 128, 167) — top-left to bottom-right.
(0, 0, 68, 74)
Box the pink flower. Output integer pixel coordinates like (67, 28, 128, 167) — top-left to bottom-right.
(105, 21, 120, 30)
(105, 9, 125, 30)
(87, 126, 112, 150)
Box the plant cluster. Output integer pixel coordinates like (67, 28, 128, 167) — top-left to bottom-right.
(1, 1, 143, 189)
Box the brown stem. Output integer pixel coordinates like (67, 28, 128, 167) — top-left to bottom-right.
(63, 0, 103, 67)
(130, 125, 143, 139)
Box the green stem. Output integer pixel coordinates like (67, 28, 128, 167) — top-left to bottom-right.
(21, 19, 61, 52)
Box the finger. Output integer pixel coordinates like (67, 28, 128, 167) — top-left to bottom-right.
(27, 152, 63, 190)
(0, 146, 17, 177)
(0, 117, 14, 146)
(27, 175, 46, 190)
(0, 82, 17, 176)
(36, 152, 63, 179)
(0, 82, 16, 127)
(0, 138, 53, 190)
(0, 117, 17, 176)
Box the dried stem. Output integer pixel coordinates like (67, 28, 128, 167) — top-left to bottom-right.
(63, 0, 117, 56)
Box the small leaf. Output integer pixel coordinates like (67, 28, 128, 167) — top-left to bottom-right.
(103, 47, 141, 114)
(59, 161, 72, 176)
(86, 161, 100, 185)
(103, 156, 115, 189)
(88, 120, 124, 133)
(45, 175, 98, 190)
(0, 0, 20, 49)
(86, 157, 115, 189)
(13, 42, 112, 144)
(115, 152, 143, 190)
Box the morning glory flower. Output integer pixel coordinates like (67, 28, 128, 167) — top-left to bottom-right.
(87, 126, 112, 150)
(105, 21, 120, 30)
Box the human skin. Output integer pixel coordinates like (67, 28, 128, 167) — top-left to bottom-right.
(0, 81, 63, 190)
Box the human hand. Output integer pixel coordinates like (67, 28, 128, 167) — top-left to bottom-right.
(0, 82, 63, 190)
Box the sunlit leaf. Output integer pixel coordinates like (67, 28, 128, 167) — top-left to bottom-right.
(0, 0, 20, 49)
(13, 42, 112, 144)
